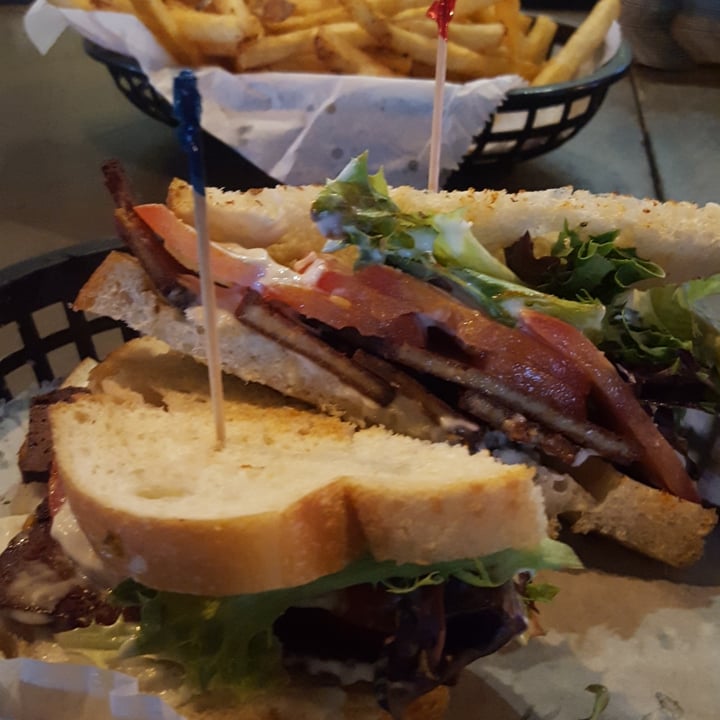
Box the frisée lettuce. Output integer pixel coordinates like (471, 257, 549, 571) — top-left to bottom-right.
(57, 539, 580, 692)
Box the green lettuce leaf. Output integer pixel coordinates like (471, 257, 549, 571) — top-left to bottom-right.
(312, 154, 605, 335)
(535, 223, 665, 305)
(580, 684, 610, 720)
(601, 276, 720, 397)
(109, 539, 580, 691)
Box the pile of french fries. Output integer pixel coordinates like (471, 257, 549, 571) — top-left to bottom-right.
(50, 0, 619, 85)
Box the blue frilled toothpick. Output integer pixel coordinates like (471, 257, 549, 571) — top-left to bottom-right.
(174, 70, 226, 448)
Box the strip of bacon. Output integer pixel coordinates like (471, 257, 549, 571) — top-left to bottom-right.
(518, 310, 700, 502)
(375, 341, 636, 464)
(102, 163, 195, 308)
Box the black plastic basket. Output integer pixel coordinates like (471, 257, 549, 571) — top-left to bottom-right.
(83, 21, 631, 173)
(0, 241, 137, 401)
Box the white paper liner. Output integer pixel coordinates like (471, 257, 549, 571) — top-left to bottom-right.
(0, 659, 185, 720)
(24, 1, 545, 187)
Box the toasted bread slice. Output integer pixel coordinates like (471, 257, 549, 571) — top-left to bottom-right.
(167, 179, 720, 283)
(49, 337, 545, 597)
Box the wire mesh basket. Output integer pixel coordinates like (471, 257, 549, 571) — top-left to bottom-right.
(83, 21, 631, 174)
(0, 240, 137, 401)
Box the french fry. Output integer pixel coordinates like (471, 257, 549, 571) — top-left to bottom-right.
(369, 0, 428, 15)
(385, 24, 511, 79)
(172, 8, 257, 58)
(323, 21, 375, 48)
(391, 0, 496, 23)
(450, 0, 498, 20)
(522, 14, 558, 65)
(290, 0, 326, 13)
(372, 47, 413, 75)
(315, 27, 396, 77)
(211, 0, 264, 37)
(128, 0, 203, 65)
(236, 27, 317, 71)
(394, 18, 506, 53)
(262, 50, 328, 73)
(47, 0, 94, 8)
(517, 11, 533, 34)
(389, 7, 430, 22)
(265, 8, 348, 33)
(339, 0, 393, 46)
(493, 0, 522, 59)
(531, 0, 620, 85)
(249, 0, 294, 23)
(90, 0, 133, 11)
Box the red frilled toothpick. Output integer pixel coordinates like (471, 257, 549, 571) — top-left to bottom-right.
(426, 0, 456, 192)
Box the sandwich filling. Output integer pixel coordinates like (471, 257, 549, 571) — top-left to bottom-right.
(105, 157, 720, 501)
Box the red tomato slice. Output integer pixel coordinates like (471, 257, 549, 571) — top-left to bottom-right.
(134, 204, 264, 288)
(519, 309, 700, 503)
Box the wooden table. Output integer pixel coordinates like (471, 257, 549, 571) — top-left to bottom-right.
(1, 5, 718, 271)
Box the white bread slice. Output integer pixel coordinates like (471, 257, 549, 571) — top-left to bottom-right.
(49, 337, 545, 597)
(166, 179, 720, 283)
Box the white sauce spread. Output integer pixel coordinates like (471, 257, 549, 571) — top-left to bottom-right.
(50, 501, 109, 583)
(7, 562, 77, 613)
(300, 658, 375, 685)
(214, 243, 303, 285)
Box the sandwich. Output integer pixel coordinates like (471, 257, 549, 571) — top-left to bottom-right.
(78, 153, 719, 567)
(1, 153, 718, 717)
(0, 336, 579, 719)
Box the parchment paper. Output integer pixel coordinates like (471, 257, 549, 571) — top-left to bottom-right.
(23, 2, 618, 188)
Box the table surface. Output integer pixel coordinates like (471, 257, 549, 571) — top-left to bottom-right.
(1, 5, 719, 271)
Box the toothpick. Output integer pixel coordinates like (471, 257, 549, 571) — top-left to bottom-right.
(174, 70, 226, 449)
(427, 0, 456, 192)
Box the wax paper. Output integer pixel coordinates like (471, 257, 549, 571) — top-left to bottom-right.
(23, 1, 618, 188)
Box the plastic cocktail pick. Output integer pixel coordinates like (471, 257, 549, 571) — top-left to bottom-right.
(426, 0, 456, 192)
(174, 70, 226, 448)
